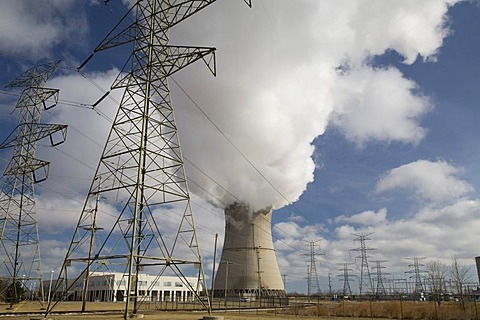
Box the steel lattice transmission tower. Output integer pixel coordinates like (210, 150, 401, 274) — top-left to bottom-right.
(371, 260, 388, 296)
(0, 61, 67, 306)
(406, 257, 426, 294)
(305, 240, 324, 296)
(351, 233, 376, 295)
(46, 1, 251, 318)
(337, 263, 354, 296)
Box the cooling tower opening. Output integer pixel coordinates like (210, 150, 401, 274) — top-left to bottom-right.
(213, 202, 285, 299)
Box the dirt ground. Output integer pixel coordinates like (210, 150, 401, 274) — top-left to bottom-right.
(0, 301, 367, 320)
(6, 299, 474, 320)
(0, 312, 343, 320)
(0, 312, 374, 320)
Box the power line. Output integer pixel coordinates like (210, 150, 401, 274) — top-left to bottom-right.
(40, 89, 314, 261)
(171, 76, 345, 246)
(8, 59, 339, 275)
(1, 0, 359, 286)
(46, 2, 251, 318)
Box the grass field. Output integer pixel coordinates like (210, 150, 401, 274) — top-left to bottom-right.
(0, 300, 360, 320)
(1, 299, 480, 319)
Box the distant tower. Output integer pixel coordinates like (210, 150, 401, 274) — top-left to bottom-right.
(351, 233, 376, 295)
(46, 1, 252, 319)
(475, 256, 480, 285)
(387, 275, 408, 295)
(0, 61, 67, 306)
(371, 260, 388, 296)
(406, 257, 426, 294)
(305, 240, 324, 296)
(213, 202, 285, 298)
(328, 273, 332, 296)
(338, 263, 354, 296)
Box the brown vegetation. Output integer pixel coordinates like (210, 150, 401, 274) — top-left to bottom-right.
(281, 300, 480, 320)
(2, 299, 480, 320)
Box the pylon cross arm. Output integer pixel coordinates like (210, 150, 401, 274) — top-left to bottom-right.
(111, 46, 216, 88)
(5, 61, 61, 88)
(95, 0, 251, 52)
(14, 88, 59, 109)
(0, 124, 67, 149)
(156, 45, 217, 77)
(3, 158, 50, 183)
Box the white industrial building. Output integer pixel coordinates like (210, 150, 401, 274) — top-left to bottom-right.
(47, 272, 203, 302)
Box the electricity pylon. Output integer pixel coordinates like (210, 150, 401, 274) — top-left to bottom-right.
(350, 233, 376, 295)
(46, 1, 251, 319)
(406, 257, 426, 294)
(337, 263, 354, 296)
(304, 240, 324, 296)
(371, 260, 388, 296)
(0, 61, 67, 307)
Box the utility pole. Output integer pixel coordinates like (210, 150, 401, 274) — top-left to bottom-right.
(45, 1, 252, 319)
(0, 61, 67, 306)
(82, 177, 103, 312)
(328, 273, 332, 296)
(350, 233, 376, 295)
(211, 233, 218, 305)
(253, 223, 263, 298)
(304, 240, 324, 296)
(281, 273, 287, 292)
(221, 261, 232, 305)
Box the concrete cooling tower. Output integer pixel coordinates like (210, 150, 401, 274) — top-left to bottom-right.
(213, 202, 285, 298)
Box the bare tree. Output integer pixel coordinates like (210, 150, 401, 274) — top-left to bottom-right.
(451, 257, 472, 313)
(0, 278, 9, 302)
(426, 260, 448, 302)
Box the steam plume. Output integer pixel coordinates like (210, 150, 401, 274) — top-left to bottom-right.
(174, 0, 458, 210)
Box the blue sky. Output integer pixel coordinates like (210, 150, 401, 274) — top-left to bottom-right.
(0, 0, 479, 294)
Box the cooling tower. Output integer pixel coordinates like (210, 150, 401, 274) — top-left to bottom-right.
(213, 202, 285, 298)
(476, 256, 480, 284)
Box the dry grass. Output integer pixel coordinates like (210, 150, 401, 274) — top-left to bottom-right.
(279, 299, 480, 320)
(0, 301, 350, 320)
(0, 312, 359, 320)
(2, 300, 480, 320)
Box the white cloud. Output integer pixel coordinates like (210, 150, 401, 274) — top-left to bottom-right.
(37, 69, 121, 194)
(272, 219, 330, 281)
(0, 0, 472, 291)
(271, 197, 480, 282)
(40, 239, 70, 273)
(37, 195, 85, 234)
(172, 0, 460, 210)
(1, 0, 461, 212)
(274, 221, 317, 241)
(338, 0, 458, 64)
(335, 208, 388, 226)
(330, 66, 431, 146)
(271, 158, 478, 281)
(0, 0, 89, 59)
(376, 159, 474, 203)
(359, 198, 480, 266)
